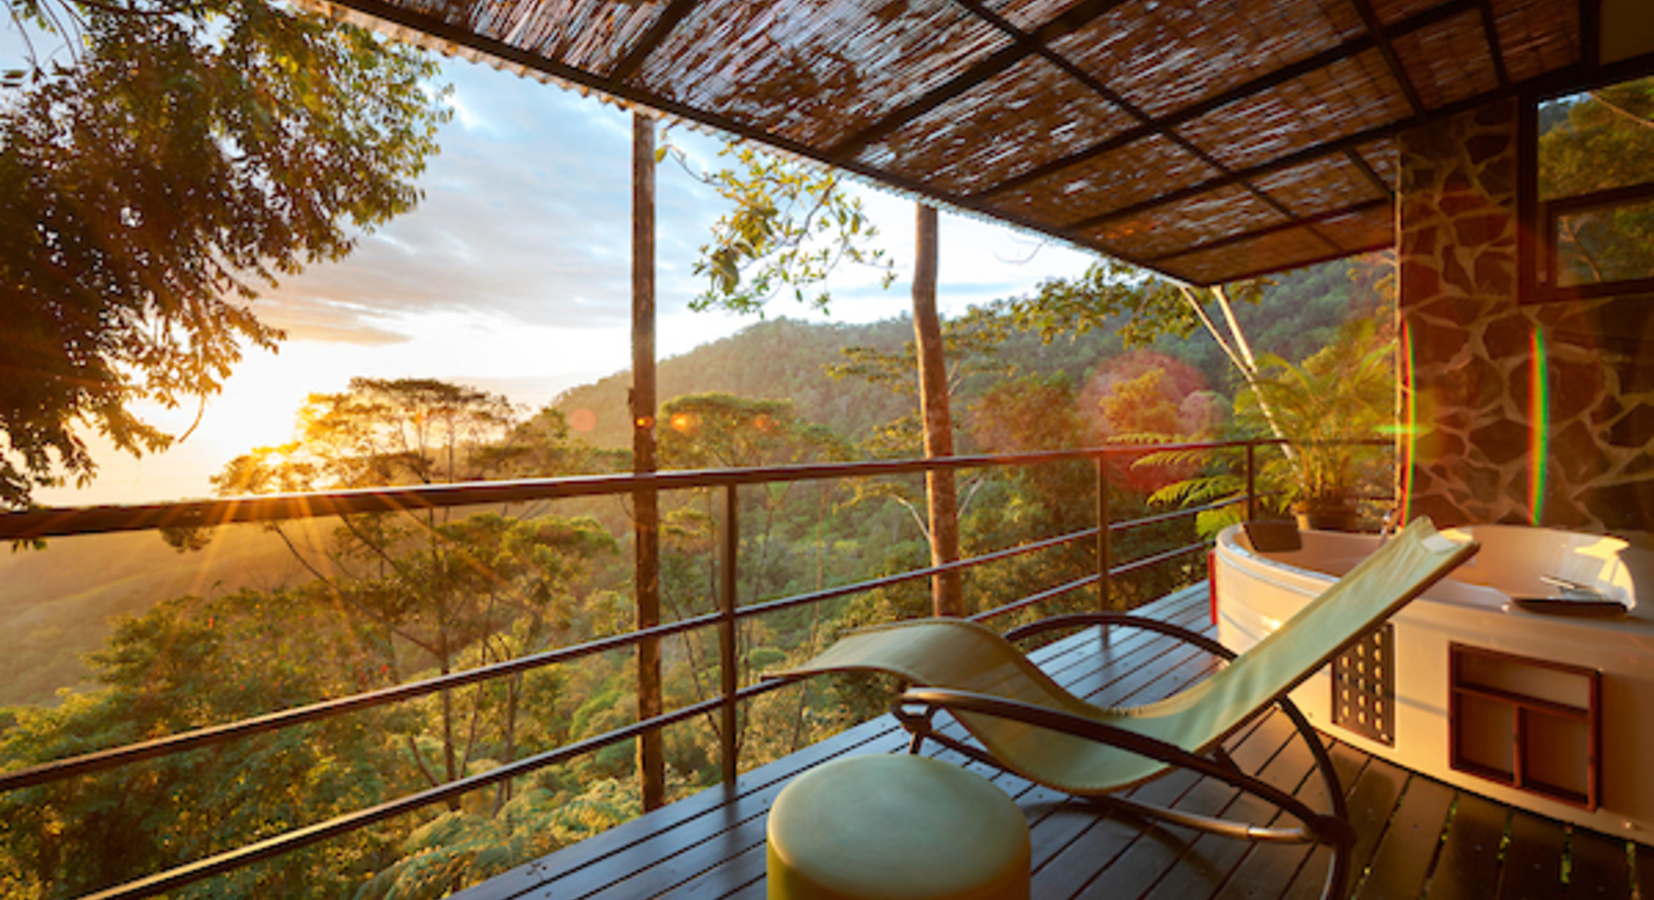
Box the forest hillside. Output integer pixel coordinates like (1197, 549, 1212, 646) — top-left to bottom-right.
(553, 256, 1379, 449)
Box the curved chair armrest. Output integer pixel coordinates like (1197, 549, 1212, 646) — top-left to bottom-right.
(1002, 613, 1238, 662)
(897, 686, 1351, 848)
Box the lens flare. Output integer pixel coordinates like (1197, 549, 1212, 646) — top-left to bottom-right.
(1529, 327, 1550, 526)
(1400, 320, 1416, 521)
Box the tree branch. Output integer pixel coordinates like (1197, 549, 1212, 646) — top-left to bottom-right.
(1590, 90, 1654, 133)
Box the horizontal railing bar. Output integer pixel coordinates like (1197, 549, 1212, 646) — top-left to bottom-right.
(731, 524, 1099, 621)
(82, 693, 728, 900)
(1111, 540, 1211, 577)
(1, 519, 1134, 794)
(0, 609, 719, 793)
(2, 524, 1106, 793)
(1108, 496, 1246, 531)
(6, 444, 1373, 793)
(0, 441, 1289, 540)
(971, 573, 1101, 622)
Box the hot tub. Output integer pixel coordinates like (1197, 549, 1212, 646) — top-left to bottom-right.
(1214, 522, 1654, 837)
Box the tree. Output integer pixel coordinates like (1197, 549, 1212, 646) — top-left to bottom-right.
(674, 141, 976, 614)
(656, 392, 849, 767)
(668, 139, 894, 314)
(1009, 260, 1290, 447)
(215, 378, 520, 495)
(963, 375, 1111, 617)
(0, 0, 448, 508)
(207, 379, 618, 808)
(1088, 350, 1223, 494)
(1235, 320, 1394, 520)
(1148, 319, 1394, 535)
(826, 303, 1014, 544)
(0, 588, 408, 899)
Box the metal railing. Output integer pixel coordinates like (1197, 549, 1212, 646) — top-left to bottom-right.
(0, 438, 1380, 900)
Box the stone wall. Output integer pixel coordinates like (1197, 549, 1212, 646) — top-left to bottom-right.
(1398, 101, 1654, 533)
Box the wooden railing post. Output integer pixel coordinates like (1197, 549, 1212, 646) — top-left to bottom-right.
(1245, 442, 1258, 522)
(1096, 455, 1111, 613)
(631, 112, 664, 811)
(719, 484, 740, 786)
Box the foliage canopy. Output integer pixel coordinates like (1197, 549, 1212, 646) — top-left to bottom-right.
(667, 140, 894, 315)
(0, 0, 448, 508)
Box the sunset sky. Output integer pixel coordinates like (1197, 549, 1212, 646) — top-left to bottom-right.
(39, 53, 1098, 506)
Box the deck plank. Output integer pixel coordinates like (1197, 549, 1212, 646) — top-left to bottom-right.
(1566, 827, 1632, 899)
(1275, 745, 1376, 900)
(1631, 841, 1654, 899)
(1339, 756, 1411, 891)
(1211, 740, 1368, 900)
(1046, 713, 1291, 899)
(1354, 772, 1456, 900)
(1498, 811, 1569, 900)
(1034, 767, 1206, 899)
(1137, 713, 1322, 900)
(1421, 791, 1511, 900)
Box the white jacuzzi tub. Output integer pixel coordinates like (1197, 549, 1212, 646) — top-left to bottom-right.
(1214, 522, 1654, 837)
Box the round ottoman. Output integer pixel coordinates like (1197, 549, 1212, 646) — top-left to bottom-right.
(766, 754, 1031, 900)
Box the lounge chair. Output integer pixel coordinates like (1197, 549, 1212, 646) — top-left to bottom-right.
(780, 517, 1477, 900)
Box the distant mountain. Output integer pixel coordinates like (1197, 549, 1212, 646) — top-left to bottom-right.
(0, 525, 325, 706)
(552, 318, 918, 450)
(552, 256, 1387, 450)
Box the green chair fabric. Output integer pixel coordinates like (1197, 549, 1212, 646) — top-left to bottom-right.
(781, 517, 1476, 797)
(766, 754, 1030, 900)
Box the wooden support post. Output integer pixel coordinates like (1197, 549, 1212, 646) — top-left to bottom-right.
(1096, 456, 1111, 613)
(719, 485, 739, 785)
(912, 204, 962, 617)
(632, 112, 665, 812)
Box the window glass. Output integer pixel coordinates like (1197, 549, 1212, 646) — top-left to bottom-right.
(1539, 78, 1654, 202)
(1554, 196, 1654, 288)
(1539, 76, 1654, 292)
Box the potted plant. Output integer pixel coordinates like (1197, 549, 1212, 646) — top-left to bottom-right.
(1238, 321, 1394, 531)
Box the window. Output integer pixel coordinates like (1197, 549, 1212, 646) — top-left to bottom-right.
(1537, 76, 1654, 299)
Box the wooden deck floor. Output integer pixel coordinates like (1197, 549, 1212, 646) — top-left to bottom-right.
(456, 586, 1654, 900)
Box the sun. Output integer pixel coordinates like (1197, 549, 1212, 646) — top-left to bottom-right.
(154, 347, 338, 463)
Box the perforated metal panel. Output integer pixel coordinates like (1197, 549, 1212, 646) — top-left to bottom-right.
(1333, 623, 1395, 745)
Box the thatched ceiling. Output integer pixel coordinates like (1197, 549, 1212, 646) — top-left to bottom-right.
(303, 0, 1643, 284)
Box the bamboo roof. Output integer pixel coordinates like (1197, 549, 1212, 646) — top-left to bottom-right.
(302, 0, 1639, 284)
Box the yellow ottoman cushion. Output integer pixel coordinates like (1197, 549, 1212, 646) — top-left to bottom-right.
(766, 754, 1031, 900)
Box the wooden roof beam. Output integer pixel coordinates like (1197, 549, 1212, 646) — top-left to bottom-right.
(969, 0, 1474, 203)
(1345, 149, 1392, 197)
(1146, 197, 1390, 265)
(610, 0, 700, 83)
(1216, 239, 1397, 285)
(1474, 0, 1510, 88)
(827, 0, 1133, 161)
(1349, 0, 1426, 115)
(938, 0, 1336, 249)
(1059, 80, 1530, 235)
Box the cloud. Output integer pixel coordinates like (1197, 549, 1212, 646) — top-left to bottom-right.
(252, 296, 411, 345)
(250, 55, 1099, 351)
(255, 61, 666, 341)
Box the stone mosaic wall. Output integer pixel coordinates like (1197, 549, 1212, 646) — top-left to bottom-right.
(1398, 101, 1654, 533)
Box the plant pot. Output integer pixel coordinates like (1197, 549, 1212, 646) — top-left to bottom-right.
(1293, 501, 1361, 532)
